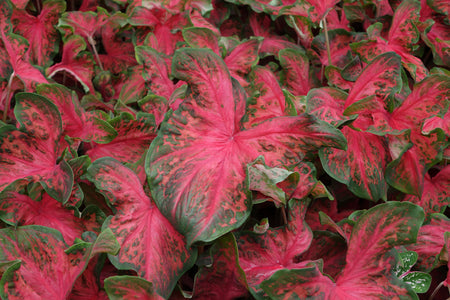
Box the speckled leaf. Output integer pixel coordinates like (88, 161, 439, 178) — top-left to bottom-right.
(135, 46, 176, 101)
(11, 0, 66, 67)
(235, 199, 313, 298)
(312, 29, 354, 68)
(422, 21, 450, 66)
(408, 213, 450, 271)
(104, 276, 164, 300)
(247, 156, 298, 206)
(244, 66, 295, 128)
(278, 48, 311, 96)
(37, 83, 117, 143)
(344, 52, 402, 113)
(261, 202, 424, 299)
(306, 87, 349, 127)
(117, 65, 147, 105)
(0, 93, 74, 203)
(182, 27, 220, 54)
(147, 48, 346, 245)
(0, 30, 48, 90)
(58, 8, 109, 42)
(86, 157, 196, 298)
(390, 75, 450, 130)
(224, 38, 261, 87)
(403, 165, 450, 215)
(192, 234, 248, 300)
(0, 192, 84, 245)
(46, 35, 95, 93)
(0, 226, 118, 299)
(86, 112, 156, 166)
(320, 127, 389, 201)
(351, 0, 427, 81)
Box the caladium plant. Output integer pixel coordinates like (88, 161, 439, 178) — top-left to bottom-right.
(0, 0, 449, 298)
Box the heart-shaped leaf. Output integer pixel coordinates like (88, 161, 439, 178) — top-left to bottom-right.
(147, 48, 346, 245)
(86, 157, 196, 298)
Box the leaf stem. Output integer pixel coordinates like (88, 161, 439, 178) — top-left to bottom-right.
(322, 17, 332, 66)
(280, 206, 288, 225)
(429, 280, 445, 300)
(88, 36, 104, 71)
(2, 72, 15, 123)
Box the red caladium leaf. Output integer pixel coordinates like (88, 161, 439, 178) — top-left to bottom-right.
(69, 257, 110, 300)
(86, 157, 197, 298)
(306, 87, 350, 127)
(58, 7, 109, 44)
(147, 48, 346, 245)
(244, 66, 296, 128)
(235, 198, 314, 298)
(129, 6, 188, 55)
(303, 0, 340, 23)
(351, 0, 428, 81)
(99, 19, 137, 74)
(192, 234, 248, 299)
(11, 0, 66, 67)
(422, 110, 450, 136)
(403, 165, 450, 215)
(86, 112, 156, 167)
(408, 213, 450, 271)
(312, 29, 355, 68)
(320, 127, 389, 201)
(249, 13, 302, 57)
(223, 38, 261, 87)
(261, 202, 425, 299)
(298, 231, 347, 278)
(247, 156, 299, 206)
(182, 26, 220, 54)
(46, 35, 95, 93)
(0, 30, 48, 90)
(384, 75, 449, 195)
(0, 93, 74, 203)
(0, 226, 119, 299)
(115, 65, 147, 105)
(343, 52, 402, 115)
(278, 48, 312, 96)
(0, 192, 84, 245)
(136, 46, 177, 101)
(422, 21, 450, 67)
(316, 53, 402, 201)
(104, 276, 164, 300)
(37, 83, 117, 144)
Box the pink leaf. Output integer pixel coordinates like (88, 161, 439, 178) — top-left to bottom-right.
(37, 83, 117, 143)
(192, 234, 248, 299)
(278, 48, 312, 96)
(11, 0, 66, 67)
(261, 202, 424, 299)
(147, 48, 346, 245)
(403, 165, 450, 215)
(104, 276, 164, 300)
(0, 226, 119, 299)
(408, 213, 450, 271)
(46, 35, 95, 93)
(0, 192, 84, 245)
(0, 93, 74, 203)
(87, 157, 196, 298)
(320, 127, 389, 201)
(236, 199, 313, 298)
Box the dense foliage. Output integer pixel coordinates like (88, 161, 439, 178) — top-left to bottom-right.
(0, 0, 449, 298)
